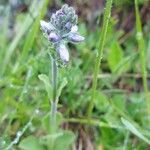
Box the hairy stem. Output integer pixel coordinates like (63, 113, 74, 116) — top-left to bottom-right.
(50, 56, 58, 132)
(135, 0, 150, 120)
(87, 0, 113, 117)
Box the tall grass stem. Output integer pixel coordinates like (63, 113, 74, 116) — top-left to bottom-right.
(87, 0, 113, 117)
(135, 0, 150, 120)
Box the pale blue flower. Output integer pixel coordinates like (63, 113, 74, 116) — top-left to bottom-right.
(40, 4, 84, 64)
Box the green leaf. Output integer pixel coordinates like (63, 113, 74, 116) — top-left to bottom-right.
(40, 130, 75, 150)
(56, 78, 68, 101)
(112, 95, 126, 112)
(53, 131, 75, 150)
(19, 136, 44, 150)
(94, 91, 109, 112)
(111, 53, 137, 81)
(108, 41, 123, 73)
(38, 74, 52, 100)
(121, 117, 150, 144)
(42, 112, 63, 132)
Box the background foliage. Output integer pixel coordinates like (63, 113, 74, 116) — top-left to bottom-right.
(0, 0, 150, 149)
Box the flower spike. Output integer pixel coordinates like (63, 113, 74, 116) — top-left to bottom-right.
(40, 4, 84, 65)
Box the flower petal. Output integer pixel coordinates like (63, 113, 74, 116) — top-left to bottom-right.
(56, 44, 69, 63)
(65, 22, 72, 30)
(71, 25, 78, 32)
(40, 20, 54, 34)
(48, 32, 60, 43)
(68, 33, 84, 43)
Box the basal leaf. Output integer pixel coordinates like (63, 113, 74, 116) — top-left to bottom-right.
(38, 74, 52, 100)
(121, 117, 150, 144)
(19, 136, 44, 150)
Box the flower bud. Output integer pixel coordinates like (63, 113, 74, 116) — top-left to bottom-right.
(65, 22, 72, 30)
(56, 44, 69, 63)
(40, 20, 54, 34)
(68, 33, 84, 43)
(40, 4, 85, 65)
(48, 32, 60, 43)
(71, 25, 78, 33)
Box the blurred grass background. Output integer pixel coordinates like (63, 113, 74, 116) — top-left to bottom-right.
(0, 0, 150, 149)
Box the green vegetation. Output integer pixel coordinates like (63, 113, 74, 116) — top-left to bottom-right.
(0, 0, 150, 149)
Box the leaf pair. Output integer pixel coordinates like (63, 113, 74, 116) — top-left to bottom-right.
(38, 74, 67, 102)
(19, 130, 75, 150)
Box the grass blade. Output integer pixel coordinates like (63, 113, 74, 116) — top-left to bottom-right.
(87, 0, 113, 117)
(13, 0, 50, 73)
(121, 117, 150, 144)
(135, 0, 150, 120)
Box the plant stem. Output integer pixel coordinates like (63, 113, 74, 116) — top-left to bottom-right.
(50, 100, 57, 132)
(50, 56, 58, 133)
(52, 57, 57, 102)
(87, 0, 113, 117)
(65, 118, 123, 129)
(135, 0, 150, 119)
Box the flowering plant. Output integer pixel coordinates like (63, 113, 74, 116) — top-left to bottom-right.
(39, 4, 84, 139)
(40, 4, 84, 64)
